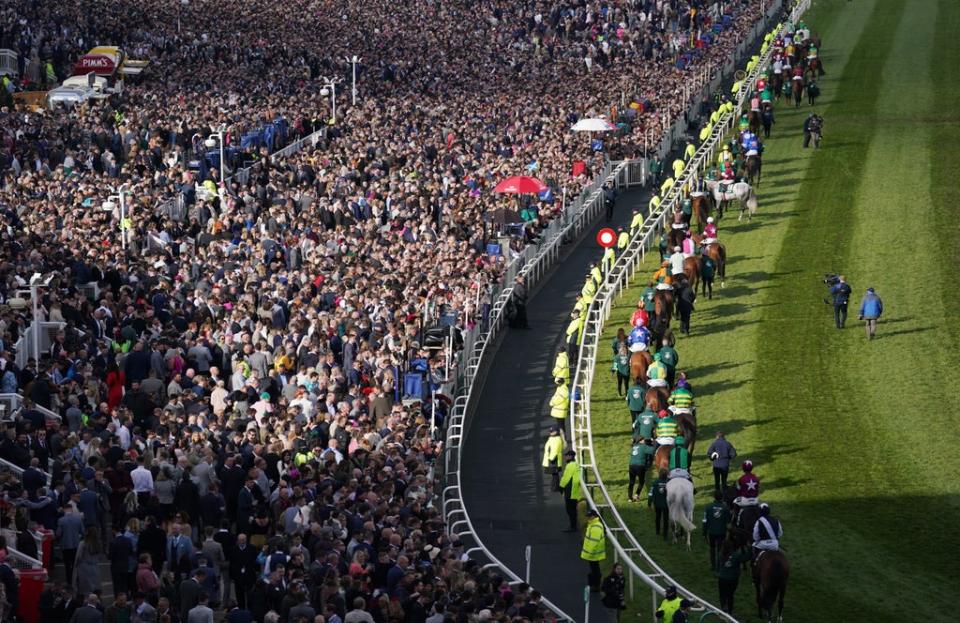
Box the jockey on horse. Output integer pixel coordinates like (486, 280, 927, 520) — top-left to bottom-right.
(702, 217, 718, 246)
(646, 352, 669, 388)
(752, 503, 784, 559)
(627, 322, 652, 353)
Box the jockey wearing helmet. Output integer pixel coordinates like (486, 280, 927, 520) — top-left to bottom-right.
(682, 230, 696, 257)
(630, 301, 649, 328)
(752, 503, 784, 556)
(668, 383, 694, 415)
(667, 443, 692, 481)
(703, 217, 718, 245)
(627, 323, 652, 353)
(647, 353, 669, 388)
(655, 409, 679, 447)
(736, 460, 760, 505)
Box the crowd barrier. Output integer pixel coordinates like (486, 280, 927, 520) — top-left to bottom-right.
(567, 0, 809, 620)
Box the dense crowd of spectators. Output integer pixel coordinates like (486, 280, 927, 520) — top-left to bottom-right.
(0, 0, 765, 621)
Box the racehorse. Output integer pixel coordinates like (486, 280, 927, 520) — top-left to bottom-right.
(707, 180, 755, 222)
(704, 242, 727, 287)
(791, 76, 804, 108)
(771, 72, 783, 99)
(645, 386, 669, 412)
(745, 153, 762, 187)
(629, 350, 653, 384)
(676, 412, 698, 455)
(748, 109, 761, 135)
(667, 227, 686, 250)
(666, 477, 696, 548)
(691, 195, 711, 233)
(682, 256, 700, 294)
(754, 550, 790, 623)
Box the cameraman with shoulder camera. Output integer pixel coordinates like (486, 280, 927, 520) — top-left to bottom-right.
(829, 275, 853, 329)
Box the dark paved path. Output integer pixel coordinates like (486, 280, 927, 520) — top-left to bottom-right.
(461, 182, 653, 621)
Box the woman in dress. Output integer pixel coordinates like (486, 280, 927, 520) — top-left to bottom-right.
(73, 526, 104, 595)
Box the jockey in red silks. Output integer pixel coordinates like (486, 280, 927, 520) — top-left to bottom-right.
(737, 460, 760, 504)
(792, 66, 803, 81)
(630, 302, 649, 328)
(703, 217, 718, 244)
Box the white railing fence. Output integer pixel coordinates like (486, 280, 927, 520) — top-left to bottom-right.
(568, 0, 808, 621)
(441, 159, 628, 622)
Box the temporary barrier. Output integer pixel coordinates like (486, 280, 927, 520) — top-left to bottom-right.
(568, 0, 809, 621)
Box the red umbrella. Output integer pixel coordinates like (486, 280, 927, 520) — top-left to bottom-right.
(493, 175, 548, 195)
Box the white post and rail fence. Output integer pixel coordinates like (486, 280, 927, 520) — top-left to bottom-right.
(568, 1, 808, 621)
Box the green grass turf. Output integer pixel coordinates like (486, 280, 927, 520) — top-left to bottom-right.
(589, 0, 960, 619)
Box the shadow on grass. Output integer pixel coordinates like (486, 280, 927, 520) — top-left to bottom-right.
(684, 361, 751, 379)
(697, 378, 753, 395)
(875, 325, 934, 339)
(699, 417, 776, 438)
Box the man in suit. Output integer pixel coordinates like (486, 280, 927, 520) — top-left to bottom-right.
(23, 457, 46, 496)
(235, 477, 256, 533)
(57, 504, 85, 582)
(109, 528, 135, 596)
(132, 592, 157, 623)
(138, 516, 167, 574)
(104, 592, 132, 623)
(178, 569, 207, 623)
(186, 593, 214, 623)
(77, 480, 102, 529)
(68, 593, 103, 623)
(227, 534, 258, 609)
(218, 456, 245, 520)
(167, 523, 195, 583)
(224, 600, 253, 623)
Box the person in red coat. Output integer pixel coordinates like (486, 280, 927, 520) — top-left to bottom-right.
(106, 362, 126, 410)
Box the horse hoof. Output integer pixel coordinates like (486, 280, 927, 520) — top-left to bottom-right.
(720, 281, 726, 288)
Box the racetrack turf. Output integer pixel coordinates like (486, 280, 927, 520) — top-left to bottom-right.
(589, 0, 960, 620)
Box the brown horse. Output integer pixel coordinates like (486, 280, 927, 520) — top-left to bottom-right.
(791, 76, 803, 108)
(771, 72, 783, 99)
(682, 256, 700, 293)
(748, 109, 761, 135)
(645, 386, 669, 412)
(745, 153, 762, 187)
(650, 290, 674, 346)
(754, 550, 789, 622)
(629, 350, 652, 384)
(704, 243, 727, 287)
(653, 444, 671, 473)
(667, 227, 686, 250)
(691, 195, 711, 233)
(677, 412, 698, 455)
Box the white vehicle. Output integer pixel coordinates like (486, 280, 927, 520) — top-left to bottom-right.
(61, 73, 120, 97)
(47, 86, 98, 110)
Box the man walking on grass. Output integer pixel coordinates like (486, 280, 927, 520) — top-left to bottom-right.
(858, 287, 883, 340)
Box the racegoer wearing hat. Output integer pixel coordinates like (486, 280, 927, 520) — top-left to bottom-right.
(736, 460, 760, 503)
(656, 586, 682, 622)
(646, 354, 668, 388)
(752, 503, 783, 557)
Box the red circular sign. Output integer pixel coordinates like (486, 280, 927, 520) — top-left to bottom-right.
(596, 228, 616, 248)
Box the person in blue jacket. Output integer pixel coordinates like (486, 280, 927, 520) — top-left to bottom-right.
(858, 287, 883, 340)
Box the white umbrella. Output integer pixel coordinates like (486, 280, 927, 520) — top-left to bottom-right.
(571, 117, 617, 132)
